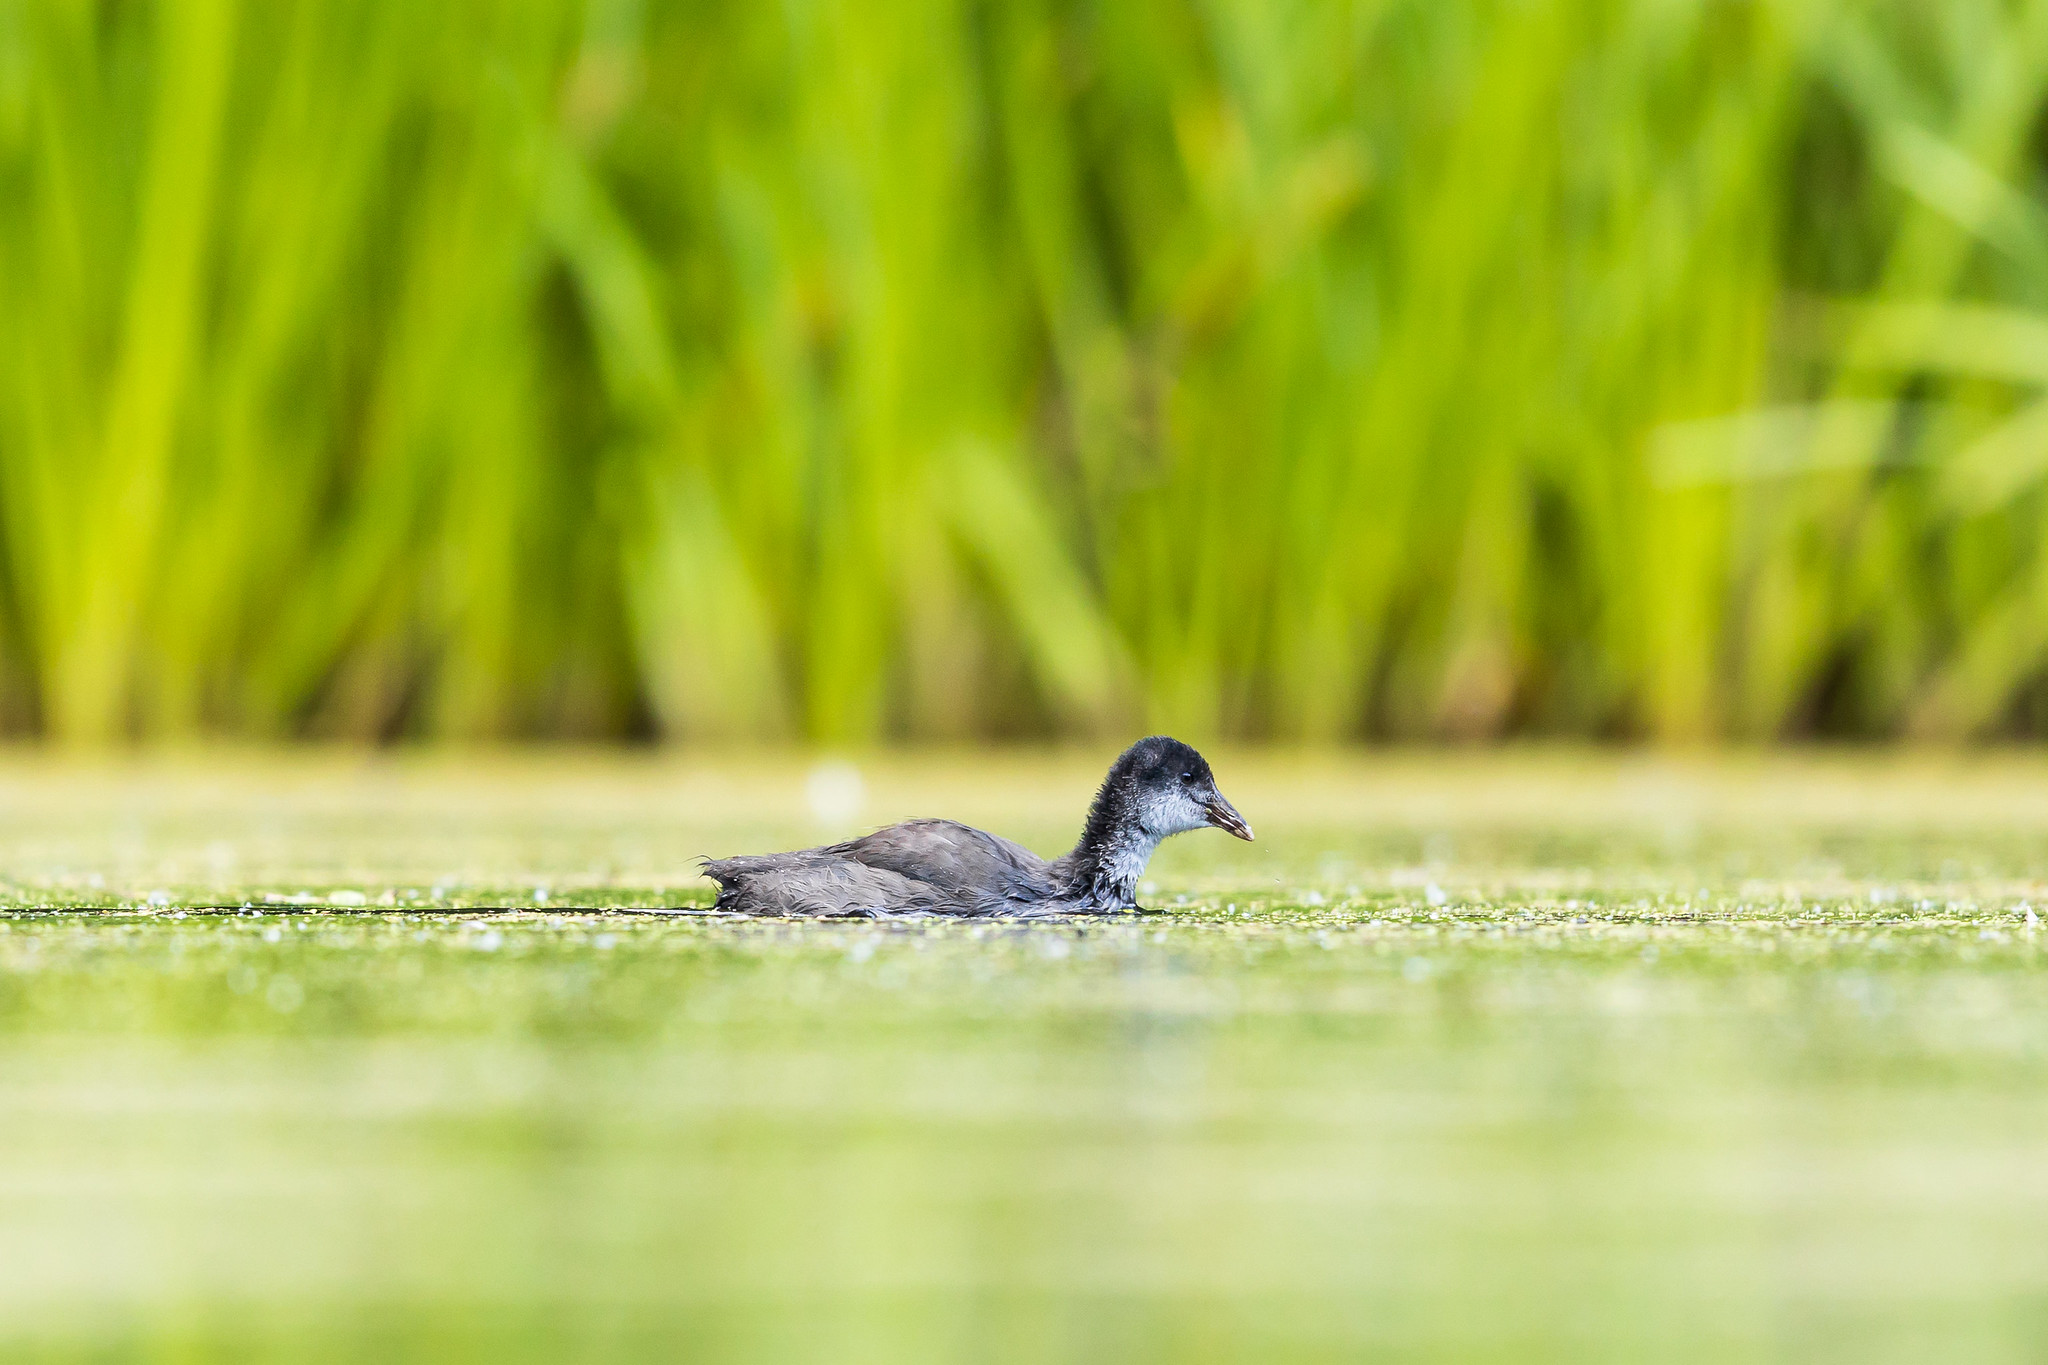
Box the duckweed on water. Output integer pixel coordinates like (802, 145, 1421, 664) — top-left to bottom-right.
(6, 753, 2048, 1362)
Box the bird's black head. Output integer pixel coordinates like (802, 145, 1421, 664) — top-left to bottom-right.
(1084, 736, 1254, 846)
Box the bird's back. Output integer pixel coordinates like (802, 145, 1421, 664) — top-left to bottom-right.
(703, 818, 1058, 916)
(700, 851, 952, 916)
(830, 819, 1056, 903)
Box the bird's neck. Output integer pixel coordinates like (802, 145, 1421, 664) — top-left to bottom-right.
(1056, 820, 1160, 909)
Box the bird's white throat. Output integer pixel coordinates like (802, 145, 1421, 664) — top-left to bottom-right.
(1081, 827, 1162, 908)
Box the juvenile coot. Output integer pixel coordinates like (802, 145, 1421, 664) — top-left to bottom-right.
(702, 736, 1252, 917)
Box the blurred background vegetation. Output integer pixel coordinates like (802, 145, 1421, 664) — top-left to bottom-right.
(2, 0, 2048, 745)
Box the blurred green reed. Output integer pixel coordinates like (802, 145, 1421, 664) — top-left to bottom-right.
(2, 0, 2048, 744)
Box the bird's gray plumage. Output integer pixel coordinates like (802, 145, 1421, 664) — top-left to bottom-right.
(700, 737, 1252, 918)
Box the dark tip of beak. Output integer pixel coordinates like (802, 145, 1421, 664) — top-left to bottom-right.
(1205, 794, 1254, 842)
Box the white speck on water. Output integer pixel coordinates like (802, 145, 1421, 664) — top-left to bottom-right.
(848, 939, 876, 964)
(533, 887, 549, 905)
(2025, 904, 2040, 929)
(1141, 881, 1158, 896)
(262, 927, 282, 943)
(146, 890, 170, 908)
(1426, 884, 1448, 907)
(474, 930, 503, 952)
(1040, 937, 1071, 960)
(594, 933, 617, 950)
(329, 890, 367, 907)
(87, 873, 105, 890)
(171, 910, 186, 920)
(1403, 956, 1433, 982)
(806, 759, 866, 828)
(1302, 890, 1325, 906)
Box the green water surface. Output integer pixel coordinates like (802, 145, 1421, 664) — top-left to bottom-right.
(3, 751, 2047, 1362)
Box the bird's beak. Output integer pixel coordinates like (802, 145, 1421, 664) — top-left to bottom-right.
(1204, 792, 1254, 841)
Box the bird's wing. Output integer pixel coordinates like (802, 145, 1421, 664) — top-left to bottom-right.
(701, 852, 950, 917)
(829, 819, 1057, 904)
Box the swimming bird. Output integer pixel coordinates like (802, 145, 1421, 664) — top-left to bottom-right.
(702, 736, 1253, 917)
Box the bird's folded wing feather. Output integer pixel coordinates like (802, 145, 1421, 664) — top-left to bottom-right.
(702, 854, 948, 917)
(829, 819, 1056, 905)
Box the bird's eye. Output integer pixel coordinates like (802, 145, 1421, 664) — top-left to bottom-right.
(1180, 771, 1194, 783)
